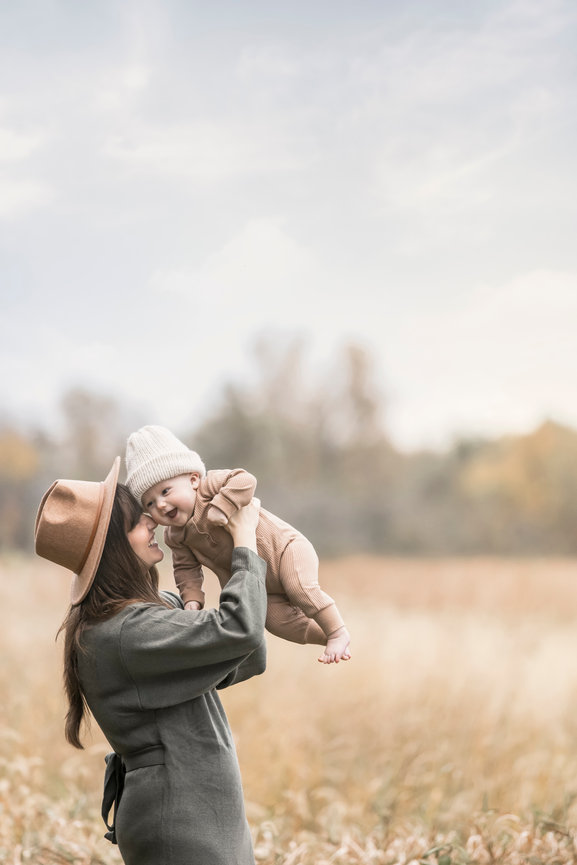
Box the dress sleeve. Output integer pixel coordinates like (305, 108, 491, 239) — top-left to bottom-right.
(158, 590, 183, 608)
(119, 548, 267, 710)
(216, 638, 267, 689)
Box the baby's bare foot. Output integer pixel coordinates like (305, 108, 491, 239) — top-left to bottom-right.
(318, 626, 351, 664)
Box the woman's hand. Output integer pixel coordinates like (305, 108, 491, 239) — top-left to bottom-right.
(224, 498, 260, 552)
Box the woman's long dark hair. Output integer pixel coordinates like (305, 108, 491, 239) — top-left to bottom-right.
(59, 483, 168, 748)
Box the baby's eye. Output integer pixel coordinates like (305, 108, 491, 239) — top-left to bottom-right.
(145, 500, 152, 509)
(162, 488, 170, 495)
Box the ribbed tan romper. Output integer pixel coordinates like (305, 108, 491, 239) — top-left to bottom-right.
(165, 469, 345, 645)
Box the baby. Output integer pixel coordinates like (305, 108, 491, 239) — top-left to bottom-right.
(125, 425, 351, 663)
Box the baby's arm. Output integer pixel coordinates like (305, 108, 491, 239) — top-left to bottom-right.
(165, 529, 206, 610)
(205, 469, 257, 526)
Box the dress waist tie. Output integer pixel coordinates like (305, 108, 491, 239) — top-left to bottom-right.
(102, 745, 165, 844)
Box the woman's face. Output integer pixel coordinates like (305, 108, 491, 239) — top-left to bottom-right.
(127, 513, 164, 567)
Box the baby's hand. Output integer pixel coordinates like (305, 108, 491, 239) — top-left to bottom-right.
(184, 601, 202, 611)
(207, 505, 228, 527)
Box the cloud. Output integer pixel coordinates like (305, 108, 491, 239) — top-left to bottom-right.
(103, 118, 313, 181)
(93, 64, 151, 113)
(349, 1, 573, 221)
(0, 127, 47, 161)
(386, 270, 577, 446)
(0, 123, 53, 218)
(0, 313, 122, 428)
(145, 218, 358, 420)
(151, 218, 323, 295)
(149, 218, 335, 329)
(0, 175, 53, 219)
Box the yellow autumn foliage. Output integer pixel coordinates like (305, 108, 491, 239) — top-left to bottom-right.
(0, 431, 39, 481)
(460, 421, 577, 518)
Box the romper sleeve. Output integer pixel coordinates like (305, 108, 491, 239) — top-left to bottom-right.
(165, 530, 206, 607)
(119, 548, 267, 710)
(204, 468, 257, 521)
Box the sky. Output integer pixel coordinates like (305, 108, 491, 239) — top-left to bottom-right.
(1, 0, 577, 450)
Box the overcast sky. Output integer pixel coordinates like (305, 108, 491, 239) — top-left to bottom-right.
(1, 0, 576, 449)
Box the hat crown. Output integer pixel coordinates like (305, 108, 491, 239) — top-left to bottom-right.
(34, 457, 120, 605)
(35, 478, 105, 574)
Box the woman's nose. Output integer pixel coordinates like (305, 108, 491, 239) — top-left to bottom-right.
(144, 514, 157, 528)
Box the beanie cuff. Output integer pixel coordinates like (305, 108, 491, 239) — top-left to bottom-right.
(127, 452, 206, 503)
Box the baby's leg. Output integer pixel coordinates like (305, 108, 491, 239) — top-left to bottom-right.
(277, 538, 350, 662)
(266, 594, 326, 646)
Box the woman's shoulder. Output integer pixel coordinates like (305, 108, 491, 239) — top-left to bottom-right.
(84, 595, 182, 638)
(119, 594, 184, 627)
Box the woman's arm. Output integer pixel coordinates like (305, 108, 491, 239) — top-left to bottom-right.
(215, 497, 266, 688)
(119, 501, 266, 709)
(216, 637, 267, 690)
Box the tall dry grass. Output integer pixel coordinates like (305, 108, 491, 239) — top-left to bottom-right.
(2, 554, 577, 863)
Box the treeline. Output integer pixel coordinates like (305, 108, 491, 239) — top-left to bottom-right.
(4, 337, 577, 556)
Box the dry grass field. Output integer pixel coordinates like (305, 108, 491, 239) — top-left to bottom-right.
(3, 554, 577, 864)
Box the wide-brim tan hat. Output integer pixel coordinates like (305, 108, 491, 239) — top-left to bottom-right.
(34, 457, 121, 605)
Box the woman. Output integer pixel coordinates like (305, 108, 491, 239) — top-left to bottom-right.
(35, 456, 267, 865)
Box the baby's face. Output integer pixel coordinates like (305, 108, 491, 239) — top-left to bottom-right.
(142, 473, 200, 527)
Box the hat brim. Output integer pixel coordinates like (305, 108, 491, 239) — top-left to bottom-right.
(70, 457, 121, 605)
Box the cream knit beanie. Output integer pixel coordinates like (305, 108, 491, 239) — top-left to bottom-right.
(125, 425, 206, 503)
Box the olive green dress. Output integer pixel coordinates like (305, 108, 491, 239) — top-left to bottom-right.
(78, 548, 267, 865)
